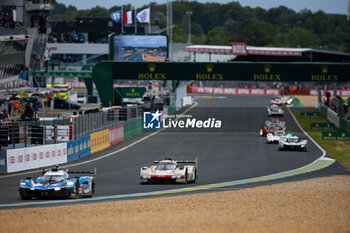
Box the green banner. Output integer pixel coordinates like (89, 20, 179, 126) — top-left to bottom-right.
(300, 112, 320, 118)
(33, 71, 92, 78)
(322, 132, 350, 140)
(310, 123, 335, 130)
(123, 119, 143, 140)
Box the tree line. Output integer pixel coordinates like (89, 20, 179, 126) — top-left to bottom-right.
(51, 0, 350, 52)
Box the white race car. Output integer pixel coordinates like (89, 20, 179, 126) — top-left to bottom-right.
(265, 118, 285, 128)
(267, 105, 284, 116)
(140, 158, 198, 184)
(278, 135, 307, 151)
(266, 130, 293, 143)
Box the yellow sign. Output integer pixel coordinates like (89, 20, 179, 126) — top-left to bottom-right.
(253, 64, 281, 81)
(311, 65, 338, 81)
(138, 63, 166, 80)
(195, 64, 224, 80)
(90, 129, 110, 154)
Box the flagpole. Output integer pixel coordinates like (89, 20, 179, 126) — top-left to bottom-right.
(134, 7, 137, 34)
(121, 6, 124, 34)
(149, 7, 151, 34)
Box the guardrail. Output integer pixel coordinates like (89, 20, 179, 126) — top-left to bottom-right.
(0, 104, 176, 174)
(320, 104, 350, 132)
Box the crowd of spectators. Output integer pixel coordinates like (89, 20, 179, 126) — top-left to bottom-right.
(0, 65, 22, 80)
(30, 13, 51, 33)
(0, 5, 23, 29)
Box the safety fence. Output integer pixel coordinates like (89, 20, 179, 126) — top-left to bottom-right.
(0, 107, 164, 173)
(0, 106, 141, 151)
(320, 104, 350, 132)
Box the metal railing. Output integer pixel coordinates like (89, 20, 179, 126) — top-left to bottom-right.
(0, 106, 142, 150)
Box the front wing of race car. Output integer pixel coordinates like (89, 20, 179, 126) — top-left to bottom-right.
(278, 141, 307, 151)
(267, 108, 284, 116)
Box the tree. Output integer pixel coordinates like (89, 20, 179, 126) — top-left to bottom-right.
(206, 27, 228, 45)
(285, 27, 320, 48)
(233, 19, 277, 46)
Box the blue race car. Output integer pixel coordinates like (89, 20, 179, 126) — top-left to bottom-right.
(18, 166, 96, 200)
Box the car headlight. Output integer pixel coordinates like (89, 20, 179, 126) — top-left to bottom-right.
(301, 144, 305, 147)
(20, 182, 27, 187)
(54, 187, 61, 191)
(65, 181, 74, 187)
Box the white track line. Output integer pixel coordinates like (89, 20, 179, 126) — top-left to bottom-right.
(287, 107, 328, 162)
(0, 102, 199, 179)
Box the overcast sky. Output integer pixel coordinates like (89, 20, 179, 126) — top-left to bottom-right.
(56, 0, 348, 15)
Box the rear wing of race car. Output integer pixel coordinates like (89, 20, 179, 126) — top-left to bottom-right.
(177, 157, 198, 165)
(68, 167, 97, 177)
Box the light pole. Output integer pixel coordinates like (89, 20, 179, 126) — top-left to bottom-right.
(186, 11, 192, 44)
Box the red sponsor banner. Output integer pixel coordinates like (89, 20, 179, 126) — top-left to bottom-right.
(110, 125, 124, 145)
(189, 87, 281, 96)
(231, 43, 247, 56)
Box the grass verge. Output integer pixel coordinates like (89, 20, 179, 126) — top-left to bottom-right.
(293, 112, 350, 170)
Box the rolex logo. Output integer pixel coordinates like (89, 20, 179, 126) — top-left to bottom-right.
(264, 65, 271, 73)
(321, 65, 328, 74)
(206, 64, 214, 73)
(148, 64, 156, 72)
(131, 88, 135, 92)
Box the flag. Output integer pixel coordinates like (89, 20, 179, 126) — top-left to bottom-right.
(137, 7, 150, 23)
(123, 10, 135, 24)
(110, 10, 122, 23)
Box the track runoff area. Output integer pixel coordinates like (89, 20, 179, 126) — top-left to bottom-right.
(0, 95, 345, 208)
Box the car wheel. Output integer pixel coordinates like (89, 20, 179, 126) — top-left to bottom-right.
(192, 168, 197, 183)
(183, 170, 188, 184)
(87, 181, 95, 198)
(20, 191, 31, 200)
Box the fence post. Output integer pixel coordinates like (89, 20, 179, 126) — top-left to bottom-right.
(24, 123, 27, 147)
(11, 120, 15, 149)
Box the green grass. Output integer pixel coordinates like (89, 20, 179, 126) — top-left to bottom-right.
(293, 112, 350, 171)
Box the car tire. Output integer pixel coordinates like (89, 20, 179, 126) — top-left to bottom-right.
(20, 191, 31, 200)
(184, 170, 188, 184)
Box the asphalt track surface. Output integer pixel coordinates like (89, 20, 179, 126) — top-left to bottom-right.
(0, 95, 346, 207)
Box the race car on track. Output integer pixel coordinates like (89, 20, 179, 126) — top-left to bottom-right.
(266, 130, 293, 143)
(265, 118, 285, 128)
(260, 123, 286, 136)
(267, 104, 284, 116)
(18, 166, 96, 200)
(278, 135, 307, 151)
(140, 158, 198, 184)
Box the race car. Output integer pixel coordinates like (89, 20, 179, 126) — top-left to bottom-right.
(140, 158, 198, 184)
(260, 123, 286, 136)
(267, 104, 284, 116)
(270, 98, 283, 106)
(266, 130, 293, 143)
(265, 118, 285, 128)
(18, 166, 96, 200)
(280, 96, 294, 105)
(278, 135, 307, 151)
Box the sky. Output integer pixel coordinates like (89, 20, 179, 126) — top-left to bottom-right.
(56, 0, 349, 15)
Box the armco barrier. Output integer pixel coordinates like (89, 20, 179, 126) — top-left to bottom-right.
(90, 129, 110, 154)
(110, 125, 124, 145)
(6, 143, 67, 173)
(320, 103, 350, 132)
(124, 119, 143, 140)
(67, 135, 91, 162)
